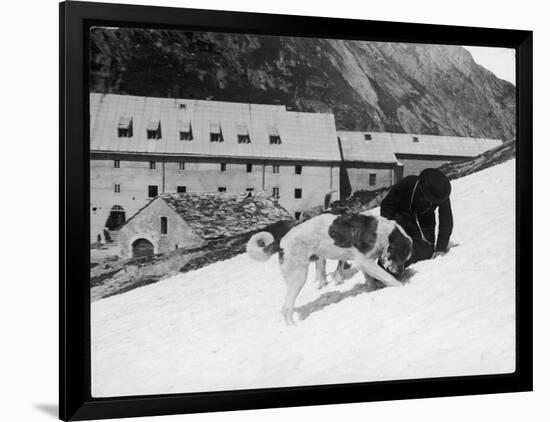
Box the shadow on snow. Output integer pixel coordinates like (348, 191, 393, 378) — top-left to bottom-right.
(296, 268, 417, 321)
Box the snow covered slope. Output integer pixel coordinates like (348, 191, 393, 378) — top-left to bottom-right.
(91, 160, 516, 397)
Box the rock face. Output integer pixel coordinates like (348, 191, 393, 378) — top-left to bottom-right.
(90, 28, 515, 140)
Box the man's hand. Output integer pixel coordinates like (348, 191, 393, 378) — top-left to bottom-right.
(432, 251, 447, 259)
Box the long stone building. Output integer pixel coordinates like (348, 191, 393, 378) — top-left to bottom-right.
(90, 93, 341, 241)
(90, 93, 502, 247)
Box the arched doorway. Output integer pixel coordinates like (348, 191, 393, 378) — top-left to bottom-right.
(132, 238, 154, 258)
(106, 205, 126, 230)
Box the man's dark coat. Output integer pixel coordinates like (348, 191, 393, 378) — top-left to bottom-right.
(380, 175, 453, 263)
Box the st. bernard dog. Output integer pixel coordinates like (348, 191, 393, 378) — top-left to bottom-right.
(246, 212, 413, 325)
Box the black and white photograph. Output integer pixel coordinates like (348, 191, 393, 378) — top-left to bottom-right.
(87, 25, 518, 398)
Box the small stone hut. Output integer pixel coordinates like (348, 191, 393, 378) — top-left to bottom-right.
(117, 192, 291, 258)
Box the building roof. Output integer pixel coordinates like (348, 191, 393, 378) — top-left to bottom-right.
(124, 192, 291, 240)
(337, 131, 502, 163)
(90, 93, 340, 162)
(337, 132, 399, 163)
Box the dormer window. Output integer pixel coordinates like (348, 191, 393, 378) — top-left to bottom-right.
(117, 117, 133, 138)
(147, 120, 162, 139)
(236, 123, 251, 144)
(268, 125, 281, 144)
(413, 136, 419, 143)
(238, 134, 251, 144)
(210, 122, 223, 142)
(179, 120, 193, 141)
(364, 133, 372, 141)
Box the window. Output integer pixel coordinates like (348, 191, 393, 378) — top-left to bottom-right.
(369, 173, 377, 186)
(178, 161, 185, 171)
(114, 160, 120, 168)
(238, 134, 251, 144)
(210, 122, 223, 142)
(148, 185, 158, 198)
(413, 136, 419, 143)
(246, 163, 253, 173)
(236, 122, 251, 144)
(160, 217, 168, 235)
(146, 120, 162, 139)
(295, 165, 302, 175)
(272, 187, 280, 198)
(211, 133, 223, 142)
(114, 184, 121, 193)
(117, 117, 133, 138)
(218, 187, 227, 193)
(273, 165, 280, 174)
(179, 120, 193, 141)
(220, 162, 227, 172)
(180, 131, 193, 141)
(294, 188, 302, 199)
(177, 186, 187, 193)
(269, 135, 282, 145)
(268, 125, 281, 144)
(364, 133, 372, 140)
(149, 161, 156, 170)
(118, 128, 131, 137)
(295, 212, 302, 220)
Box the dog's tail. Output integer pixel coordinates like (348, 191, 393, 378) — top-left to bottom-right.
(246, 219, 296, 262)
(246, 232, 280, 262)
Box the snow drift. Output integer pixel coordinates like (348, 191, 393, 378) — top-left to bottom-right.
(91, 160, 516, 397)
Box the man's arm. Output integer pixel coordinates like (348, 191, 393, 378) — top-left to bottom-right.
(435, 198, 453, 252)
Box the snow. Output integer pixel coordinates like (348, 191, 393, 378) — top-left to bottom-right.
(91, 160, 516, 397)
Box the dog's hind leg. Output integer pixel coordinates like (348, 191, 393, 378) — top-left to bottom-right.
(281, 265, 308, 326)
(314, 258, 328, 289)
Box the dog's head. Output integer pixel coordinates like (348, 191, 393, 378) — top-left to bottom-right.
(379, 225, 413, 278)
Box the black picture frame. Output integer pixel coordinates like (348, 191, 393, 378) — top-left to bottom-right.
(60, 1, 533, 420)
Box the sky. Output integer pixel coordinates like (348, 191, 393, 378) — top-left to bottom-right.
(463, 46, 516, 85)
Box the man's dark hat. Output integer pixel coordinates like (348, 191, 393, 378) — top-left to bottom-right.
(418, 169, 451, 203)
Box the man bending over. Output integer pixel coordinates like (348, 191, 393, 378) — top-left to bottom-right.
(381, 168, 453, 265)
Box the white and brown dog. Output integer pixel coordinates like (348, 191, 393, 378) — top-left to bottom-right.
(247, 213, 413, 325)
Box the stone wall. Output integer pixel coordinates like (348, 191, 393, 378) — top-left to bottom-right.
(345, 165, 395, 194)
(90, 156, 163, 240)
(90, 152, 339, 240)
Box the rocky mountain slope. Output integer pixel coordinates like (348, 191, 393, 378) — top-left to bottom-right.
(90, 28, 515, 140)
